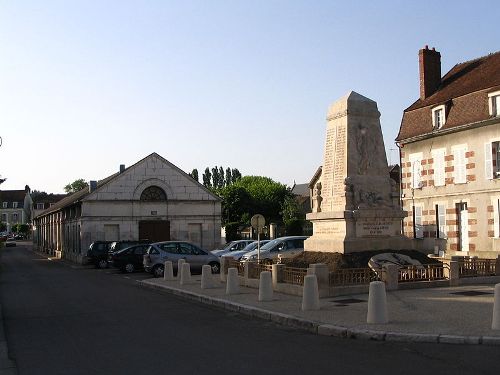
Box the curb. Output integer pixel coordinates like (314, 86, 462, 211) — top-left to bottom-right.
(139, 280, 500, 346)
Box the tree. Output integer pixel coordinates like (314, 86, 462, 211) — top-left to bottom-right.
(64, 179, 89, 193)
(189, 169, 199, 182)
(231, 168, 242, 183)
(202, 168, 212, 188)
(0, 176, 5, 185)
(281, 195, 305, 236)
(225, 168, 232, 187)
(0, 221, 6, 232)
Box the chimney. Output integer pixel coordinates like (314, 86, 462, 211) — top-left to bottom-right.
(89, 180, 97, 193)
(419, 46, 441, 100)
(119, 164, 125, 173)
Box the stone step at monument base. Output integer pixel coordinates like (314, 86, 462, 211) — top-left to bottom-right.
(304, 236, 415, 254)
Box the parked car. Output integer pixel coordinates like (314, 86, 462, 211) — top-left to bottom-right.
(108, 244, 151, 273)
(211, 240, 255, 257)
(240, 236, 308, 263)
(221, 240, 270, 261)
(144, 241, 220, 278)
(85, 241, 113, 268)
(108, 240, 150, 254)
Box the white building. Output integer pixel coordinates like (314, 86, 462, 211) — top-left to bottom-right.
(33, 153, 222, 262)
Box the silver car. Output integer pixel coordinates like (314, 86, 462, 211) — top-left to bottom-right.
(221, 240, 271, 261)
(143, 241, 220, 278)
(210, 240, 254, 257)
(240, 236, 308, 263)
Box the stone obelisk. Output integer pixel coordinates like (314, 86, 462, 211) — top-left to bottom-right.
(305, 91, 411, 254)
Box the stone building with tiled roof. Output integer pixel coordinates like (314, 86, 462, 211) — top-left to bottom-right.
(396, 46, 500, 257)
(0, 186, 32, 232)
(33, 153, 222, 263)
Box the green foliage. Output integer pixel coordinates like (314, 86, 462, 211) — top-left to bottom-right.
(202, 168, 212, 188)
(64, 178, 89, 193)
(12, 223, 29, 235)
(219, 185, 252, 225)
(285, 219, 304, 236)
(0, 221, 6, 232)
(281, 195, 304, 226)
(224, 222, 242, 242)
(189, 169, 199, 182)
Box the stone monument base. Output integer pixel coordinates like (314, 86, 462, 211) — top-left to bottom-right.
(305, 209, 415, 254)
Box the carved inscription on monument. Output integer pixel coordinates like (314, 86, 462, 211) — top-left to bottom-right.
(356, 218, 395, 237)
(332, 123, 346, 208)
(321, 126, 335, 211)
(314, 221, 345, 236)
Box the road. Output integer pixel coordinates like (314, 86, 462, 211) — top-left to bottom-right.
(1, 243, 499, 375)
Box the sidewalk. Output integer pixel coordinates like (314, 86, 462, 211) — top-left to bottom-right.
(141, 275, 500, 346)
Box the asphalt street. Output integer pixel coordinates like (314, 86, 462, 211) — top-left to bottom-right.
(1, 243, 500, 375)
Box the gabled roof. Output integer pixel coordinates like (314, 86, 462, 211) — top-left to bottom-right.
(291, 183, 309, 197)
(36, 152, 220, 217)
(397, 51, 500, 142)
(0, 190, 27, 208)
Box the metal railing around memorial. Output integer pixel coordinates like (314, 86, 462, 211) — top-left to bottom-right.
(282, 267, 307, 285)
(226, 258, 245, 276)
(458, 259, 496, 278)
(329, 268, 379, 286)
(398, 264, 447, 282)
(248, 262, 272, 279)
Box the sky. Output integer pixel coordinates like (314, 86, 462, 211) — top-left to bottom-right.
(1, 0, 499, 193)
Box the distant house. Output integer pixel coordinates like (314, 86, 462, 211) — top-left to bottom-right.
(31, 192, 67, 220)
(0, 186, 32, 232)
(33, 153, 222, 263)
(396, 46, 500, 257)
(291, 182, 311, 215)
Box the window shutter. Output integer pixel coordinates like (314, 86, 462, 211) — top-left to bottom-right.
(495, 200, 500, 238)
(485, 142, 493, 180)
(412, 159, 422, 188)
(414, 206, 423, 238)
(433, 150, 445, 186)
(454, 148, 466, 184)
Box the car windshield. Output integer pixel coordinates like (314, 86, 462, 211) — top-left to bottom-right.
(259, 239, 280, 251)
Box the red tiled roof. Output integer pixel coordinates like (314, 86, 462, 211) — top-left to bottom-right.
(397, 51, 500, 142)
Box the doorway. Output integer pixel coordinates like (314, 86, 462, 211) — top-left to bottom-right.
(139, 220, 170, 242)
(456, 202, 468, 252)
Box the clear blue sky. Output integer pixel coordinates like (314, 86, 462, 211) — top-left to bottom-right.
(1, 1, 498, 193)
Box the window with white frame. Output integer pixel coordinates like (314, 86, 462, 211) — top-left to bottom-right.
(11, 213, 18, 222)
(36, 203, 44, 210)
(432, 149, 446, 186)
(1, 213, 7, 222)
(488, 91, 500, 117)
(435, 204, 447, 238)
(493, 198, 500, 238)
(453, 145, 467, 184)
(409, 153, 423, 189)
(485, 141, 500, 179)
(2, 202, 7, 208)
(432, 105, 446, 129)
(12, 202, 18, 208)
(413, 205, 424, 238)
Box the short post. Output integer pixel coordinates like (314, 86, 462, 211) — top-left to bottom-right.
(258, 271, 273, 302)
(226, 268, 240, 295)
(367, 281, 388, 324)
(220, 257, 228, 282)
(272, 264, 285, 288)
(244, 260, 250, 286)
(382, 264, 399, 291)
(301, 274, 320, 311)
(449, 261, 459, 286)
(201, 264, 214, 289)
(493, 283, 500, 330)
(309, 263, 329, 297)
(179, 263, 192, 285)
(163, 261, 174, 281)
(177, 258, 186, 278)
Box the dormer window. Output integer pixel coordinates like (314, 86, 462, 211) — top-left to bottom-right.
(488, 91, 500, 117)
(432, 105, 446, 129)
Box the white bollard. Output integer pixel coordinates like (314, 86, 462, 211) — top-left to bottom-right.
(163, 261, 174, 281)
(258, 271, 273, 302)
(367, 281, 388, 324)
(492, 283, 500, 330)
(179, 263, 192, 285)
(201, 264, 214, 289)
(177, 258, 186, 278)
(301, 275, 320, 311)
(226, 267, 240, 295)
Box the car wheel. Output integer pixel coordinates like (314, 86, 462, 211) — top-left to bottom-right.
(153, 264, 164, 278)
(97, 259, 108, 269)
(124, 263, 135, 273)
(209, 261, 220, 274)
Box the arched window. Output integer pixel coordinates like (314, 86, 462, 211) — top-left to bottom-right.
(140, 186, 167, 201)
